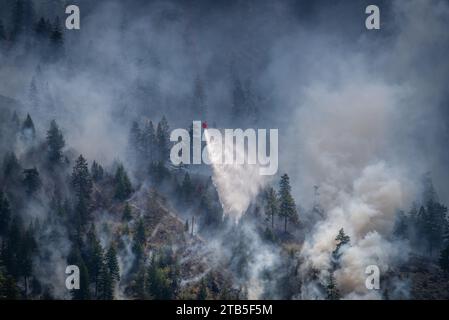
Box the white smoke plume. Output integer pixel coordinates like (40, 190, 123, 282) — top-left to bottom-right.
(204, 128, 268, 222)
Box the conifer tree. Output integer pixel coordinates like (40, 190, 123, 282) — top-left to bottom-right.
(181, 172, 193, 203)
(278, 174, 297, 232)
(106, 245, 120, 282)
(332, 228, 350, 264)
(156, 116, 170, 162)
(264, 187, 278, 230)
(86, 225, 104, 298)
(97, 261, 113, 300)
(21, 114, 36, 142)
(129, 121, 142, 156)
(326, 272, 340, 300)
(2, 152, 21, 181)
(22, 167, 41, 195)
(46, 120, 65, 163)
(50, 16, 63, 48)
(0, 191, 11, 236)
(439, 241, 449, 274)
(71, 155, 92, 201)
(122, 203, 133, 222)
(142, 120, 156, 161)
(91, 161, 104, 182)
(114, 164, 133, 200)
(10, 0, 25, 40)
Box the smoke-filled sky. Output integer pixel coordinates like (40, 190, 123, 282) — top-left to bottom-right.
(1, 0, 447, 204)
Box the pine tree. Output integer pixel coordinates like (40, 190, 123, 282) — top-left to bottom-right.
(20, 227, 36, 297)
(46, 120, 65, 163)
(86, 225, 104, 298)
(439, 241, 449, 274)
(71, 155, 92, 201)
(22, 167, 41, 195)
(135, 219, 146, 248)
(97, 260, 113, 300)
(114, 164, 133, 200)
(332, 228, 350, 264)
(122, 203, 133, 222)
(156, 116, 170, 162)
(22, 0, 35, 32)
(181, 172, 193, 203)
(0, 191, 11, 236)
(184, 219, 189, 232)
(142, 120, 156, 161)
(28, 77, 39, 110)
(129, 121, 142, 157)
(278, 174, 297, 233)
(2, 152, 21, 181)
(264, 187, 278, 230)
(34, 17, 52, 38)
(10, 0, 25, 40)
(50, 16, 63, 49)
(105, 245, 120, 282)
(21, 114, 36, 142)
(91, 161, 104, 182)
(425, 200, 448, 256)
(326, 272, 340, 300)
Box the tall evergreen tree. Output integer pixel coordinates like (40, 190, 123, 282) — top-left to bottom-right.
(156, 116, 170, 162)
(105, 245, 120, 282)
(10, 0, 25, 40)
(142, 120, 156, 161)
(50, 16, 63, 49)
(264, 187, 278, 230)
(22, 167, 41, 195)
(122, 203, 132, 222)
(332, 228, 351, 264)
(71, 155, 92, 201)
(129, 120, 142, 156)
(86, 225, 104, 298)
(439, 241, 449, 274)
(90, 161, 104, 182)
(97, 260, 113, 300)
(326, 272, 340, 300)
(0, 191, 11, 236)
(180, 172, 193, 203)
(278, 174, 297, 233)
(114, 164, 132, 200)
(46, 120, 65, 163)
(2, 152, 21, 182)
(21, 114, 36, 142)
